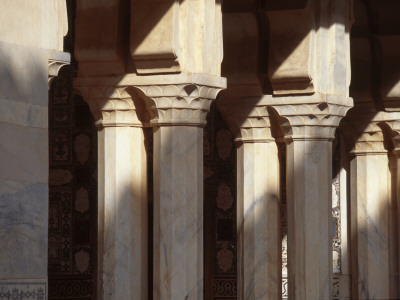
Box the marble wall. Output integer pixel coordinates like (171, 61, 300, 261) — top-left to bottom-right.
(0, 37, 50, 298)
(0, 2, 69, 298)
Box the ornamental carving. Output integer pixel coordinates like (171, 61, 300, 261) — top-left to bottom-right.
(343, 111, 400, 154)
(74, 74, 226, 128)
(48, 52, 71, 89)
(49, 66, 97, 300)
(218, 98, 275, 143)
(73, 133, 91, 164)
(216, 183, 234, 211)
(384, 112, 400, 152)
(216, 129, 233, 160)
(270, 94, 353, 140)
(131, 83, 225, 127)
(217, 248, 234, 273)
(0, 283, 46, 300)
(76, 86, 148, 128)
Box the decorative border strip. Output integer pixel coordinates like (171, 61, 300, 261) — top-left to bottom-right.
(48, 279, 93, 298)
(282, 276, 344, 300)
(0, 280, 46, 300)
(213, 277, 237, 298)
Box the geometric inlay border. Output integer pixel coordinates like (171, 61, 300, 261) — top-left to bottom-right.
(0, 279, 46, 300)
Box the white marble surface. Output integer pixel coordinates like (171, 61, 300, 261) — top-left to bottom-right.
(98, 126, 148, 300)
(286, 140, 333, 300)
(237, 141, 280, 299)
(153, 126, 203, 300)
(0, 4, 67, 300)
(0, 180, 48, 278)
(0, 42, 48, 106)
(0, 0, 67, 50)
(350, 154, 393, 299)
(0, 123, 48, 184)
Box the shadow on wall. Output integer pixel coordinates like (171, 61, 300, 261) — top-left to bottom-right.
(0, 42, 51, 285)
(48, 1, 99, 299)
(48, 66, 98, 300)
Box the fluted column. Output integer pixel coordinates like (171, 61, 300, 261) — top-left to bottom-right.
(76, 85, 148, 300)
(344, 120, 395, 299)
(218, 99, 281, 299)
(133, 76, 226, 300)
(270, 96, 352, 300)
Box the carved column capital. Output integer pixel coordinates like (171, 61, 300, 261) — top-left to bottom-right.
(74, 74, 226, 128)
(391, 131, 400, 154)
(342, 111, 400, 156)
(217, 98, 275, 144)
(270, 94, 353, 141)
(131, 79, 226, 127)
(341, 111, 396, 155)
(76, 85, 148, 129)
(347, 123, 386, 155)
(381, 112, 400, 153)
(48, 51, 71, 89)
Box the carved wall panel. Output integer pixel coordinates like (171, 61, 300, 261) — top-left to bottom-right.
(48, 66, 97, 300)
(48, 1, 97, 299)
(204, 104, 237, 300)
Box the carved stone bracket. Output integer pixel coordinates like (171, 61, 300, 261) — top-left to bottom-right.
(264, 0, 353, 97)
(269, 94, 353, 141)
(48, 51, 71, 89)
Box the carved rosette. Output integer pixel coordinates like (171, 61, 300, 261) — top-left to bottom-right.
(76, 86, 146, 129)
(271, 97, 352, 141)
(217, 99, 274, 143)
(132, 84, 224, 127)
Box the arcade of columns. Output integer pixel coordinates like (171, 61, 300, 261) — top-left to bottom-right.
(1, 0, 400, 300)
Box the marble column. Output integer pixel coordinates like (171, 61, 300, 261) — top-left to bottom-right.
(134, 77, 225, 300)
(393, 135, 400, 295)
(218, 100, 280, 299)
(271, 97, 352, 300)
(347, 123, 395, 299)
(76, 86, 148, 300)
(384, 117, 400, 298)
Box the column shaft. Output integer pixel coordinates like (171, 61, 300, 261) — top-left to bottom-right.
(237, 141, 280, 299)
(153, 125, 203, 299)
(286, 139, 333, 300)
(396, 152, 400, 294)
(350, 153, 392, 299)
(98, 126, 147, 300)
